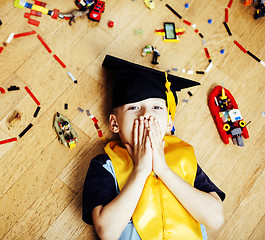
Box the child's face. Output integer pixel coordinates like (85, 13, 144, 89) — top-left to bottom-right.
(109, 98, 173, 148)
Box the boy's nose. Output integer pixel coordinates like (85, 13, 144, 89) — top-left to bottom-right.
(142, 111, 151, 120)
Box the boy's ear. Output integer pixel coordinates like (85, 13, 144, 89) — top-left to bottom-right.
(166, 115, 174, 132)
(109, 114, 120, 133)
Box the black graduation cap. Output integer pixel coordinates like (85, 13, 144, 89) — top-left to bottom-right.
(102, 54, 200, 110)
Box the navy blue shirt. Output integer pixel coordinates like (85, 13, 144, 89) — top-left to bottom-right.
(82, 154, 225, 225)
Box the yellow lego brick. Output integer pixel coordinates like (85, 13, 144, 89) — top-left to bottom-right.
(163, 39, 179, 42)
(41, 7, 49, 14)
(14, 0, 26, 9)
(32, 4, 45, 13)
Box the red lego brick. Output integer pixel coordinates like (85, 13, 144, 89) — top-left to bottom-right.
(24, 12, 31, 18)
(234, 40, 247, 53)
(204, 48, 211, 59)
(98, 130, 103, 138)
(14, 30, 36, 38)
(40, 2, 46, 7)
(28, 18, 40, 27)
(0, 137, 17, 145)
(25, 86, 41, 106)
(37, 34, 52, 53)
(34, 1, 41, 5)
(91, 116, 98, 124)
(52, 9, 60, 19)
(0, 87, 5, 93)
(183, 19, 191, 26)
(53, 54, 66, 68)
(225, 8, 229, 22)
(0, 46, 4, 54)
(227, 0, 233, 8)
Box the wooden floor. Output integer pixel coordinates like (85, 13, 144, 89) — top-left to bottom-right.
(0, 0, 264, 239)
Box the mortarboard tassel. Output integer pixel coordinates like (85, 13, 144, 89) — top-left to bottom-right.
(165, 72, 176, 121)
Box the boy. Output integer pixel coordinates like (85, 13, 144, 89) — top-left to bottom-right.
(82, 55, 225, 240)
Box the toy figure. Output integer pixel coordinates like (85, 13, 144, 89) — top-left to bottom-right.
(8, 112, 23, 130)
(151, 47, 160, 64)
(59, 9, 90, 25)
(141, 45, 160, 65)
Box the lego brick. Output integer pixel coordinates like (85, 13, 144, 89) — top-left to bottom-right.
(86, 109, 91, 116)
(91, 115, 98, 124)
(67, 72, 77, 83)
(247, 51, 261, 62)
(98, 130, 103, 138)
(34, 0, 42, 6)
(204, 48, 211, 59)
(205, 61, 213, 73)
(64, 103, 68, 110)
(0, 46, 4, 54)
(25, 86, 41, 105)
(40, 2, 47, 7)
(28, 18, 40, 26)
(183, 19, 191, 26)
(223, 22, 232, 36)
(234, 40, 247, 53)
(165, 4, 182, 19)
(52, 9, 60, 19)
(25, 2, 33, 9)
(8, 86, 20, 91)
(37, 35, 52, 53)
(41, 7, 49, 15)
(77, 107, 84, 113)
(188, 91, 193, 97)
(0, 137, 17, 145)
(14, 30, 36, 38)
(19, 123, 33, 138)
(24, 12, 31, 18)
(227, 0, 233, 8)
(199, 33, 204, 38)
(53, 54, 66, 68)
(6, 33, 15, 43)
(94, 123, 100, 130)
(225, 8, 229, 22)
(14, 0, 26, 8)
(0, 87, 5, 93)
(196, 71, 205, 74)
(33, 106, 41, 118)
(31, 4, 44, 12)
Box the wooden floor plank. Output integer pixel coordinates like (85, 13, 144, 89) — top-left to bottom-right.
(2, 178, 76, 240)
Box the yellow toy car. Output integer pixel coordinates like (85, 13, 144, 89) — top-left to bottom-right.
(144, 0, 155, 9)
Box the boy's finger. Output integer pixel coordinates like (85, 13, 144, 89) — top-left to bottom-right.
(133, 119, 139, 146)
(138, 116, 144, 145)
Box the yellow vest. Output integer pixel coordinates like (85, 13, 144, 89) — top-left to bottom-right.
(105, 135, 203, 240)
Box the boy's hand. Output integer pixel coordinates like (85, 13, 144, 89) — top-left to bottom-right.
(148, 117, 168, 177)
(125, 116, 152, 177)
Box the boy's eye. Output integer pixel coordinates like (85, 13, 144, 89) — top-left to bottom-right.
(153, 106, 163, 110)
(128, 106, 139, 110)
